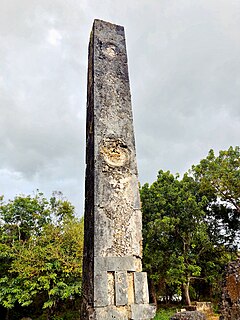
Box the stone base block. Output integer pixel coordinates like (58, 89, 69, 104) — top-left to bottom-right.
(170, 311, 206, 320)
(95, 306, 128, 320)
(130, 304, 156, 320)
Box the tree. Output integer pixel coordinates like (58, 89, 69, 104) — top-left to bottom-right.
(141, 170, 234, 306)
(192, 146, 240, 246)
(0, 191, 84, 320)
(0, 191, 51, 243)
(192, 146, 240, 213)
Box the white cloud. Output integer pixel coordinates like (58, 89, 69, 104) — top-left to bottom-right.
(47, 28, 62, 46)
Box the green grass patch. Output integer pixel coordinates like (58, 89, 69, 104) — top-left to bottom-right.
(154, 307, 176, 320)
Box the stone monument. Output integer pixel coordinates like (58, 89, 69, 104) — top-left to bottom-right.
(81, 19, 156, 320)
(220, 258, 240, 320)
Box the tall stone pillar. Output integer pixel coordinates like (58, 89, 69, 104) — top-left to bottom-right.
(81, 19, 156, 320)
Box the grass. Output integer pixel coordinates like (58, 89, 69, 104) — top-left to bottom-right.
(153, 307, 220, 320)
(154, 307, 177, 320)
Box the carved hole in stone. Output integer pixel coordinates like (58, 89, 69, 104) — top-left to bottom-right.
(101, 139, 129, 167)
(127, 272, 134, 305)
(102, 43, 118, 58)
(108, 272, 115, 306)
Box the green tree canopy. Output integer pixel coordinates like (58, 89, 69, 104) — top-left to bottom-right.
(192, 146, 240, 212)
(0, 191, 83, 320)
(192, 146, 240, 246)
(141, 169, 235, 306)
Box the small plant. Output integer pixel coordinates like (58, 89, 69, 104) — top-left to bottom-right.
(154, 308, 176, 320)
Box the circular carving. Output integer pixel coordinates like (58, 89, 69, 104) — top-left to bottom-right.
(101, 140, 129, 167)
(102, 43, 118, 58)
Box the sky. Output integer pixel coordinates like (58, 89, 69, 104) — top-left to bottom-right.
(0, 0, 240, 215)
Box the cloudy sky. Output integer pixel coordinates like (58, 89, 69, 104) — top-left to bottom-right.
(1, 0, 240, 215)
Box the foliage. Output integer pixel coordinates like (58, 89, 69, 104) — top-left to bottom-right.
(192, 146, 240, 247)
(192, 146, 240, 212)
(35, 309, 80, 320)
(0, 191, 83, 319)
(0, 191, 51, 243)
(154, 307, 176, 320)
(141, 168, 236, 306)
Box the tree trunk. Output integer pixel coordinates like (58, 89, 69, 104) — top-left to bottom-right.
(5, 309, 9, 320)
(149, 278, 157, 306)
(181, 284, 186, 304)
(183, 279, 191, 306)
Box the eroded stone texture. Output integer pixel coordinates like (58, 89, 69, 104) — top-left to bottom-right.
(81, 19, 156, 319)
(220, 258, 240, 320)
(94, 272, 108, 307)
(95, 306, 128, 319)
(170, 311, 206, 320)
(134, 272, 149, 304)
(131, 304, 157, 320)
(94, 256, 138, 273)
(115, 271, 128, 306)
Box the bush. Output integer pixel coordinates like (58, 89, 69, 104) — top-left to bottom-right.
(154, 308, 176, 320)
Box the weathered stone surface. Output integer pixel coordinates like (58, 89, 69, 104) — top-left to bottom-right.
(94, 272, 108, 307)
(115, 271, 128, 306)
(95, 306, 128, 319)
(130, 304, 157, 319)
(220, 258, 240, 320)
(107, 272, 115, 306)
(94, 256, 137, 273)
(81, 19, 155, 319)
(92, 19, 142, 260)
(170, 311, 206, 320)
(128, 273, 135, 305)
(195, 302, 213, 314)
(134, 272, 149, 304)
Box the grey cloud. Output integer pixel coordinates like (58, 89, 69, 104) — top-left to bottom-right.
(0, 0, 240, 214)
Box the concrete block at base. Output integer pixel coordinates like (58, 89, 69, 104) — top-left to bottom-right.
(95, 306, 128, 319)
(130, 304, 156, 319)
(94, 272, 108, 307)
(115, 271, 128, 306)
(94, 256, 136, 273)
(134, 272, 149, 304)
